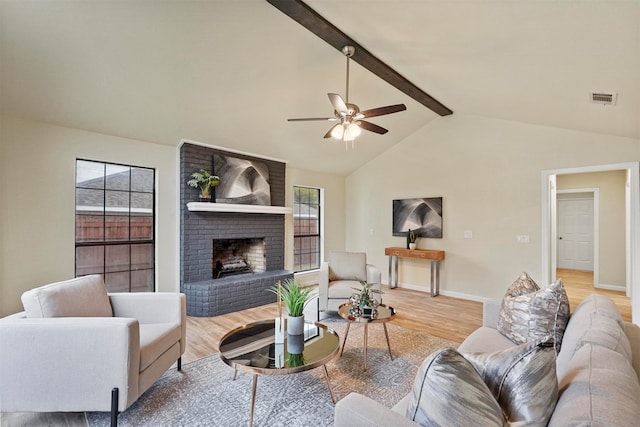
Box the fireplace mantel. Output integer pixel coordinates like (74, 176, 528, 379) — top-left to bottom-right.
(186, 202, 292, 215)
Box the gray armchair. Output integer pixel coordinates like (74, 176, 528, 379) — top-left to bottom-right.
(0, 275, 186, 427)
(319, 251, 381, 312)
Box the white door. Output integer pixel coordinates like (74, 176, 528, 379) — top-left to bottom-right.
(557, 198, 594, 271)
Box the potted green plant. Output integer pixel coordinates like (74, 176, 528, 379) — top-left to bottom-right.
(269, 278, 316, 335)
(408, 229, 418, 250)
(350, 281, 382, 318)
(187, 168, 220, 201)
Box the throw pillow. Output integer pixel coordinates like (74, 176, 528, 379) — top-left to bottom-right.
(464, 339, 558, 425)
(405, 348, 505, 427)
(498, 275, 570, 352)
(406, 340, 558, 426)
(21, 275, 113, 318)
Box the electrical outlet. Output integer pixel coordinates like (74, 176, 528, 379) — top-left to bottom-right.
(369, 228, 374, 236)
(517, 235, 530, 243)
(464, 230, 473, 239)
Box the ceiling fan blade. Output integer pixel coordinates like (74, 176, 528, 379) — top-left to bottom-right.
(328, 93, 348, 113)
(360, 104, 407, 118)
(358, 120, 388, 135)
(323, 123, 341, 138)
(288, 117, 337, 122)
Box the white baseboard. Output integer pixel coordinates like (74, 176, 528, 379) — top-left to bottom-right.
(381, 280, 491, 303)
(595, 283, 626, 292)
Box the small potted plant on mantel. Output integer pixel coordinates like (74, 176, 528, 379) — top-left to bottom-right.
(187, 168, 220, 202)
(407, 229, 418, 250)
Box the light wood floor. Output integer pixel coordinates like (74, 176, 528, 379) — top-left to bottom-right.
(558, 268, 631, 321)
(2, 269, 631, 426)
(184, 268, 631, 363)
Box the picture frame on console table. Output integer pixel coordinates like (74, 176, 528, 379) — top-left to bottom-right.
(392, 197, 443, 238)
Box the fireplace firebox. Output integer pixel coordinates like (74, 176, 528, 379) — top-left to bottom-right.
(212, 238, 266, 279)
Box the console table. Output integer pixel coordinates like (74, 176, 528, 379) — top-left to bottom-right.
(384, 247, 445, 297)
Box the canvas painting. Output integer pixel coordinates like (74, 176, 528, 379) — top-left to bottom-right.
(213, 154, 271, 206)
(393, 197, 443, 238)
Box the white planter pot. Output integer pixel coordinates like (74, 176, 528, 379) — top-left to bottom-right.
(287, 315, 305, 335)
(409, 243, 417, 250)
(287, 333, 304, 355)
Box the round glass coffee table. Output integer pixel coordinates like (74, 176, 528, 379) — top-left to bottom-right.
(219, 319, 339, 426)
(338, 303, 397, 371)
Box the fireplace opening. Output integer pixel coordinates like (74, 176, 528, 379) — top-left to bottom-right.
(212, 238, 266, 279)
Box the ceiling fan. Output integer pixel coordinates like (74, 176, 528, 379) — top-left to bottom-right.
(288, 45, 407, 147)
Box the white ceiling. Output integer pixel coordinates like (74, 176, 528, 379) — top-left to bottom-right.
(1, 1, 639, 175)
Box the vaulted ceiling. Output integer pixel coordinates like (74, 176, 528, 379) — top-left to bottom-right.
(1, 1, 638, 175)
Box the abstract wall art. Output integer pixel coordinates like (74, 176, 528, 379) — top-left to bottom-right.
(213, 154, 271, 206)
(392, 197, 443, 238)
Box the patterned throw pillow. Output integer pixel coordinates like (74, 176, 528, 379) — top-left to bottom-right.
(405, 340, 558, 426)
(405, 348, 505, 427)
(497, 274, 570, 352)
(465, 339, 558, 424)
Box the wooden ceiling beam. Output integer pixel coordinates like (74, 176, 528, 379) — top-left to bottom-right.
(266, 0, 453, 117)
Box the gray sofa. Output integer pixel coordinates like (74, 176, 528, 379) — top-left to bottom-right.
(335, 293, 640, 426)
(0, 275, 186, 426)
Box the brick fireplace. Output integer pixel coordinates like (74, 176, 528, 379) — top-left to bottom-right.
(180, 142, 293, 316)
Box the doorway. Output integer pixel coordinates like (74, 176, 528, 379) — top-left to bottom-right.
(541, 162, 640, 324)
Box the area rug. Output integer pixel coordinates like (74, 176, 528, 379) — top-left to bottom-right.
(86, 320, 457, 427)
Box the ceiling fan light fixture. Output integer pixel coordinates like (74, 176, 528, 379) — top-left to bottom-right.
(345, 122, 361, 139)
(330, 123, 344, 139)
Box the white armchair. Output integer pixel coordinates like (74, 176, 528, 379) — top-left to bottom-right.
(319, 251, 382, 312)
(0, 275, 186, 427)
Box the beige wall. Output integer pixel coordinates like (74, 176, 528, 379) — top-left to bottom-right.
(346, 114, 640, 301)
(285, 166, 346, 284)
(0, 114, 179, 316)
(0, 115, 347, 316)
(557, 170, 626, 287)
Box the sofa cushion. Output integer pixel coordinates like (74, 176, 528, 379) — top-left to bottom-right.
(464, 339, 558, 425)
(549, 343, 640, 427)
(139, 322, 182, 371)
(498, 276, 570, 352)
(457, 326, 518, 353)
(21, 275, 113, 318)
(328, 252, 367, 282)
(556, 293, 632, 381)
(406, 340, 557, 426)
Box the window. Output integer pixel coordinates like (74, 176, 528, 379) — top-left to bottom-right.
(293, 186, 321, 272)
(75, 159, 155, 292)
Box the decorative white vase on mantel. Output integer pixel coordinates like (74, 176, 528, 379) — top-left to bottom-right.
(409, 243, 417, 250)
(287, 314, 305, 335)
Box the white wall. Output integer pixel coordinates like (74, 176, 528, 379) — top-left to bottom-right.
(346, 114, 640, 301)
(0, 114, 178, 316)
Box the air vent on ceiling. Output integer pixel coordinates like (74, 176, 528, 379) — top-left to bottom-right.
(590, 92, 617, 106)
